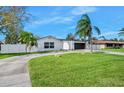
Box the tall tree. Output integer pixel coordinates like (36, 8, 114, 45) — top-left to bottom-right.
(18, 30, 38, 53)
(76, 14, 101, 52)
(0, 6, 30, 44)
(66, 33, 75, 40)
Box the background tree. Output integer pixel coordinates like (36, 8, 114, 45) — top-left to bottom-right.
(76, 14, 101, 52)
(118, 28, 124, 42)
(92, 36, 106, 40)
(119, 28, 124, 36)
(18, 30, 38, 53)
(92, 37, 98, 40)
(119, 38, 124, 41)
(66, 33, 75, 40)
(110, 38, 118, 41)
(0, 6, 30, 44)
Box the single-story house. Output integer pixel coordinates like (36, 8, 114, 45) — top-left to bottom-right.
(37, 36, 86, 51)
(0, 36, 124, 53)
(0, 36, 86, 53)
(92, 40, 124, 49)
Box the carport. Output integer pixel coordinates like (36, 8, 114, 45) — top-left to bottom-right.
(74, 42, 85, 49)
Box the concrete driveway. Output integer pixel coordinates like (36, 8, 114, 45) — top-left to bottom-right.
(0, 50, 88, 87)
(0, 51, 71, 87)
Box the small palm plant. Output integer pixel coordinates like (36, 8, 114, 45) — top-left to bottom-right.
(76, 14, 101, 52)
(18, 30, 38, 53)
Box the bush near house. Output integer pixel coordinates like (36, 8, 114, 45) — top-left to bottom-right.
(105, 47, 121, 49)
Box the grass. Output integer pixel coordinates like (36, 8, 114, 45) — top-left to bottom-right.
(28, 53, 124, 87)
(0, 50, 65, 59)
(0, 53, 28, 59)
(103, 48, 124, 52)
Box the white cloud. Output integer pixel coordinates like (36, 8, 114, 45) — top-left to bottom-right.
(68, 25, 76, 30)
(31, 7, 97, 27)
(32, 16, 74, 25)
(71, 6, 97, 15)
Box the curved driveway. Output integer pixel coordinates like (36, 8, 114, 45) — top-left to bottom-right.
(0, 50, 91, 87)
(0, 52, 68, 87)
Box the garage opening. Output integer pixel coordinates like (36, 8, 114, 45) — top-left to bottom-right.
(74, 43, 85, 49)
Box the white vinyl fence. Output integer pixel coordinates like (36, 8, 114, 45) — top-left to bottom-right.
(85, 43, 101, 50)
(92, 45, 102, 50)
(0, 44, 38, 53)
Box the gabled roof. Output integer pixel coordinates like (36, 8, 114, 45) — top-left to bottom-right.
(38, 35, 84, 41)
(93, 40, 124, 44)
(38, 35, 71, 41)
(39, 35, 59, 40)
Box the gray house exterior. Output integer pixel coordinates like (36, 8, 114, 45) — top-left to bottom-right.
(0, 36, 86, 53)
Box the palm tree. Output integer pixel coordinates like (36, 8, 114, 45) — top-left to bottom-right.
(18, 30, 38, 53)
(76, 14, 101, 52)
(66, 33, 75, 40)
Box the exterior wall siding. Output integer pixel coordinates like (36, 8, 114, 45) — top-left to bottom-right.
(37, 37, 63, 51)
(62, 41, 74, 50)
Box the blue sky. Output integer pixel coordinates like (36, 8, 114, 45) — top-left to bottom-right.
(1, 6, 124, 40)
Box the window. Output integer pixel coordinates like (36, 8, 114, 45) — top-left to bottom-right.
(44, 42, 54, 48)
(44, 42, 49, 48)
(106, 44, 113, 47)
(50, 42, 54, 48)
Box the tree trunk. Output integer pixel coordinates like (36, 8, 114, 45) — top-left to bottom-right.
(90, 39, 93, 52)
(89, 35, 93, 52)
(84, 37, 86, 49)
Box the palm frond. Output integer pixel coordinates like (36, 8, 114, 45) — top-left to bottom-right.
(81, 14, 91, 24)
(94, 26, 101, 35)
(99, 36, 106, 40)
(119, 28, 124, 31)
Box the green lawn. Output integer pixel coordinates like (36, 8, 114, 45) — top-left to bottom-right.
(0, 53, 28, 59)
(103, 48, 124, 52)
(28, 53, 124, 87)
(0, 50, 65, 59)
